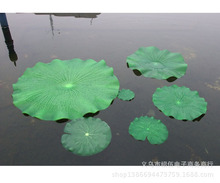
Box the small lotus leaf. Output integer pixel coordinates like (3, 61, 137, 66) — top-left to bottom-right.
(152, 85, 207, 120)
(127, 46, 187, 80)
(12, 59, 120, 120)
(61, 117, 112, 156)
(129, 116, 168, 144)
(117, 89, 135, 101)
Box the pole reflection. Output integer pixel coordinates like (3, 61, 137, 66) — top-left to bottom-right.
(0, 13, 18, 66)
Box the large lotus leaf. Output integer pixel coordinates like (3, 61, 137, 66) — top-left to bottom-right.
(117, 89, 135, 101)
(61, 117, 112, 156)
(127, 46, 187, 80)
(129, 116, 168, 144)
(152, 85, 207, 120)
(12, 59, 120, 120)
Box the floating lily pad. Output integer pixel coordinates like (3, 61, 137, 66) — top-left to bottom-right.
(12, 59, 120, 121)
(117, 89, 135, 101)
(61, 117, 112, 156)
(127, 46, 187, 80)
(152, 85, 207, 120)
(129, 116, 168, 144)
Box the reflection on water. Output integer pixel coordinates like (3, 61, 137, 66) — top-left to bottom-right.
(181, 47, 197, 60)
(205, 77, 220, 91)
(35, 13, 101, 36)
(146, 109, 155, 117)
(0, 13, 220, 165)
(35, 13, 101, 18)
(0, 13, 18, 66)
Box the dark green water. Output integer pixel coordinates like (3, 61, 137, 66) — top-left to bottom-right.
(0, 13, 220, 165)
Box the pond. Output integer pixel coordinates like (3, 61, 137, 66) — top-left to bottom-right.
(0, 13, 220, 165)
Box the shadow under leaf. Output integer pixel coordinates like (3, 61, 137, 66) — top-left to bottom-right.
(23, 113, 29, 117)
(133, 69, 142, 76)
(193, 114, 205, 122)
(126, 62, 142, 76)
(56, 119, 69, 123)
(157, 108, 206, 122)
(83, 111, 100, 118)
(166, 76, 177, 82)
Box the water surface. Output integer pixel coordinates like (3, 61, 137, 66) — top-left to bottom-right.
(0, 13, 220, 165)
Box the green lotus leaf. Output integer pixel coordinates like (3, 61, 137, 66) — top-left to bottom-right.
(117, 89, 135, 101)
(129, 116, 168, 144)
(152, 85, 208, 120)
(61, 117, 112, 156)
(127, 46, 187, 80)
(12, 59, 120, 121)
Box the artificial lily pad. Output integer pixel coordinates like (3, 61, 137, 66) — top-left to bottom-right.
(152, 85, 207, 120)
(127, 46, 187, 80)
(12, 59, 120, 121)
(117, 89, 135, 101)
(61, 117, 112, 156)
(129, 116, 168, 144)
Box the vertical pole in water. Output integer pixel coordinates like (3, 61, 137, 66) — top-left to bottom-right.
(0, 13, 18, 66)
(0, 13, 9, 27)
